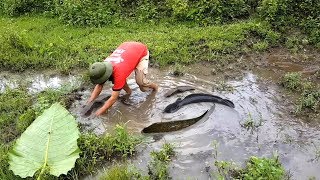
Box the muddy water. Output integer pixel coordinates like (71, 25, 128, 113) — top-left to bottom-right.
(69, 65, 320, 179)
(1, 59, 319, 179)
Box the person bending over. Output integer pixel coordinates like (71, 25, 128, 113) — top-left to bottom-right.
(87, 41, 158, 116)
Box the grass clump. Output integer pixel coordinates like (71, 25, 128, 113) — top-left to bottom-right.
(297, 89, 320, 113)
(70, 124, 142, 177)
(237, 156, 285, 180)
(148, 143, 175, 180)
(212, 141, 286, 179)
(240, 113, 264, 134)
(281, 72, 303, 91)
(99, 143, 175, 180)
(281, 72, 320, 114)
(214, 155, 285, 180)
(0, 143, 23, 180)
(99, 165, 143, 180)
(0, 88, 32, 143)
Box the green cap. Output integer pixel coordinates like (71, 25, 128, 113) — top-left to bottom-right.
(89, 61, 113, 84)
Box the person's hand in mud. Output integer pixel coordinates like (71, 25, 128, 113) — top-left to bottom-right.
(95, 90, 120, 116)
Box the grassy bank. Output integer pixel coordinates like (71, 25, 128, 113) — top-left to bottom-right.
(0, 83, 143, 179)
(1, 15, 280, 72)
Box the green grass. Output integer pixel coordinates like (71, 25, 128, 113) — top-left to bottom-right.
(281, 72, 320, 114)
(0, 16, 279, 72)
(98, 143, 175, 180)
(214, 155, 285, 180)
(148, 143, 175, 180)
(99, 165, 144, 180)
(67, 124, 142, 178)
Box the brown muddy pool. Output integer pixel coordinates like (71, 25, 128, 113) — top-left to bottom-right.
(1, 62, 319, 179)
(72, 65, 319, 179)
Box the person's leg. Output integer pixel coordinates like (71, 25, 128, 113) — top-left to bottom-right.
(135, 51, 158, 92)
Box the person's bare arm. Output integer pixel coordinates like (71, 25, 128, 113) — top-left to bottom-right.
(87, 84, 103, 103)
(95, 90, 120, 116)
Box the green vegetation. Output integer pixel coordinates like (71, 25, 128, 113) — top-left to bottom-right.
(212, 141, 285, 179)
(240, 112, 264, 133)
(0, 82, 143, 179)
(0, 84, 82, 144)
(99, 165, 143, 180)
(9, 103, 80, 179)
(67, 124, 142, 178)
(0, 88, 32, 143)
(0, 16, 281, 73)
(99, 143, 175, 180)
(236, 156, 285, 179)
(148, 143, 175, 180)
(0, 0, 318, 73)
(281, 72, 304, 91)
(213, 81, 235, 92)
(281, 72, 320, 114)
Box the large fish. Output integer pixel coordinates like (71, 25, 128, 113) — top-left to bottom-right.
(142, 104, 215, 133)
(164, 93, 234, 113)
(164, 86, 195, 97)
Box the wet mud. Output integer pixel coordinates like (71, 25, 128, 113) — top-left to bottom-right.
(1, 49, 320, 179)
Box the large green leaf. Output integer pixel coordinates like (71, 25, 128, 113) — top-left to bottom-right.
(9, 103, 80, 178)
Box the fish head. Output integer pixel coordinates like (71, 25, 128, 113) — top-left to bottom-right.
(164, 103, 180, 113)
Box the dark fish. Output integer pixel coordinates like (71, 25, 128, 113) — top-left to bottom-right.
(142, 104, 215, 133)
(80, 94, 111, 117)
(164, 93, 234, 113)
(164, 86, 195, 97)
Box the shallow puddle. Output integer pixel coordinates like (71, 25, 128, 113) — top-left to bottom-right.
(70, 67, 320, 179)
(1, 61, 319, 179)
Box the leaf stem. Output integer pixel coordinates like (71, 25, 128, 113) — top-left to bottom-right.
(37, 117, 54, 180)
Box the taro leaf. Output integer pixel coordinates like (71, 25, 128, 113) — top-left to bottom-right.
(9, 103, 80, 178)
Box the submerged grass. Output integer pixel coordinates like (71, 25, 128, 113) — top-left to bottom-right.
(0, 16, 279, 72)
(99, 142, 175, 180)
(281, 72, 320, 115)
(99, 165, 144, 180)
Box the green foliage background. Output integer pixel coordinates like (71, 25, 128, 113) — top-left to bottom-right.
(0, 0, 318, 73)
(1, 0, 318, 44)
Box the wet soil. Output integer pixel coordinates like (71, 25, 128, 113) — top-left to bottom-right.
(1, 48, 319, 179)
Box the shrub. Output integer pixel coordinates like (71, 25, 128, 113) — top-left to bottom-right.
(2, 0, 54, 16)
(56, 0, 118, 26)
(186, 0, 249, 25)
(258, 0, 320, 46)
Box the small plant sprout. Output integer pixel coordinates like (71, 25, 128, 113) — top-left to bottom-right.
(311, 142, 320, 162)
(213, 80, 234, 92)
(212, 140, 219, 160)
(240, 112, 264, 134)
